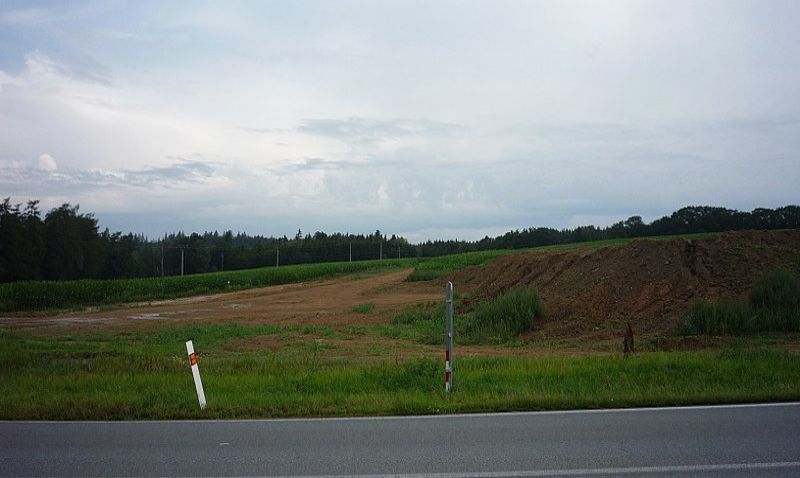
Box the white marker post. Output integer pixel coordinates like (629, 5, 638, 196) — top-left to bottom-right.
(185, 340, 207, 410)
(445, 281, 454, 393)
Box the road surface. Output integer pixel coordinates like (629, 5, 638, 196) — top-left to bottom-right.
(2, 403, 799, 477)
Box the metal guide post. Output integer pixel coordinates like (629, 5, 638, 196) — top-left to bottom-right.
(445, 281, 454, 392)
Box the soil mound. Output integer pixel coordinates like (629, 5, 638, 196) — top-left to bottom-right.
(448, 230, 800, 339)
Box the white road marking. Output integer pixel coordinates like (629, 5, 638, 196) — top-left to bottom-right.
(187, 461, 800, 478)
(6, 400, 798, 424)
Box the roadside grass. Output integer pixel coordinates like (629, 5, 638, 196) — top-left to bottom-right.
(677, 270, 800, 335)
(1, 324, 799, 419)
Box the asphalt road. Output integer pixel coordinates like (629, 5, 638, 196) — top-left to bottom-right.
(2, 403, 799, 478)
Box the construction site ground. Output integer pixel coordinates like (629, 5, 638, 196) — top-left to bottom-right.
(3, 229, 799, 358)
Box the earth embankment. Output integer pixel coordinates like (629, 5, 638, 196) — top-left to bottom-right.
(448, 230, 800, 339)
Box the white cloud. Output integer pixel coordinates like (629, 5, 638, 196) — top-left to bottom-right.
(0, 1, 798, 239)
(0, 70, 22, 92)
(37, 153, 57, 172)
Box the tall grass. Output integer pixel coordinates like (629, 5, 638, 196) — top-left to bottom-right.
(464, 287, 544, 343)
(678, 270, 800, 335)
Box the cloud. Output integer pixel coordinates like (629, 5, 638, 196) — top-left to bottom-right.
(1, 2, 799, 240)
(0, 158, 221, 195)
(37, 154, 57, 172)
(0, 8, 57, 26)
(297, 117, 466, 146)
(0, 70, 22, 92)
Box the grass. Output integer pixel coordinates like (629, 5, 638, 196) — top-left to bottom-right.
(464, 287, 544, 344)
(406, 250, 514, 281)
(351, 302, 375, 314)
(1, 323, 799, 420)
(677, 270, 800, 335)
(387, 287, 544, 345)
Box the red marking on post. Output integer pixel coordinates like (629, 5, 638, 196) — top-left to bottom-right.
(445, 371, 451, 383)
(189, 353, 197, 366)
(445, 350, 450, 362)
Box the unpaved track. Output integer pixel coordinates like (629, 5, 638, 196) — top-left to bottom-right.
(2, 269, 442, 330)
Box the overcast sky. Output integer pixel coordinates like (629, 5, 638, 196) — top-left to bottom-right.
(1, 1, 798, 241)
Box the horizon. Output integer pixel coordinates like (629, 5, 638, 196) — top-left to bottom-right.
(4, 197, 794, 244)
(2, 1, 799, 243)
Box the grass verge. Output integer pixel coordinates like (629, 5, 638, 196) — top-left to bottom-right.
(2, 324, 799, 419)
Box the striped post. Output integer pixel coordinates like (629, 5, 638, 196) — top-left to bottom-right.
(445, 281, 454, 392)
(185, 340, 207, 410)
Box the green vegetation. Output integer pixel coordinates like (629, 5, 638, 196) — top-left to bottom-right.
(1, 324, 799, 420)
(406, 250, 513, 281)
(678, 270, 800, 335)
(464, 287, 545, 343)
(387, 288, 545, 345)
(351, 302, 375, 314)
(0, 259, 415, 313)
(387, 302, 446, 345)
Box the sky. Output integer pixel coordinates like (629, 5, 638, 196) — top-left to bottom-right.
(1, 0, 798, 242)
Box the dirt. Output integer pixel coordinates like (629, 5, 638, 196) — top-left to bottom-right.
(445, 229, 800, 340)
(3, 230, 798, 355)
(1, 269, 442, 331)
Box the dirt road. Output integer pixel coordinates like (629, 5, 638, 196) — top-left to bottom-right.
(3, 269, 442, 330)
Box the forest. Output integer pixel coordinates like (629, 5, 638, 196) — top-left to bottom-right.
(1, 197, 798, 283)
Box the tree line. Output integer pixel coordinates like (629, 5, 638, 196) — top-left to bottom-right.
(1, 198, 798, 283)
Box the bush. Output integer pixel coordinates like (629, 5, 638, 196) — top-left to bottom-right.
(464, 287, 544, 343)
(677, 269, 800, 335)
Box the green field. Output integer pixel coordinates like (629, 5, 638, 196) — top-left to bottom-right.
(2, 323, 798, 420)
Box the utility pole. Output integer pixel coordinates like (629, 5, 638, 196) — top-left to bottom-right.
(276, 247, 280, 267)
(180, 248, 185, 277)
(220, 251, 224, 272)
(398, 246, 401, 259)
(379, 241, 382, 261)
(160, 244, 165, 277)
(349, 242, 352, 262)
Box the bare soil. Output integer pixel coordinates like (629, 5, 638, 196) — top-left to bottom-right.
(445, 229, 800, 341)
(1, 268, 441, 331)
